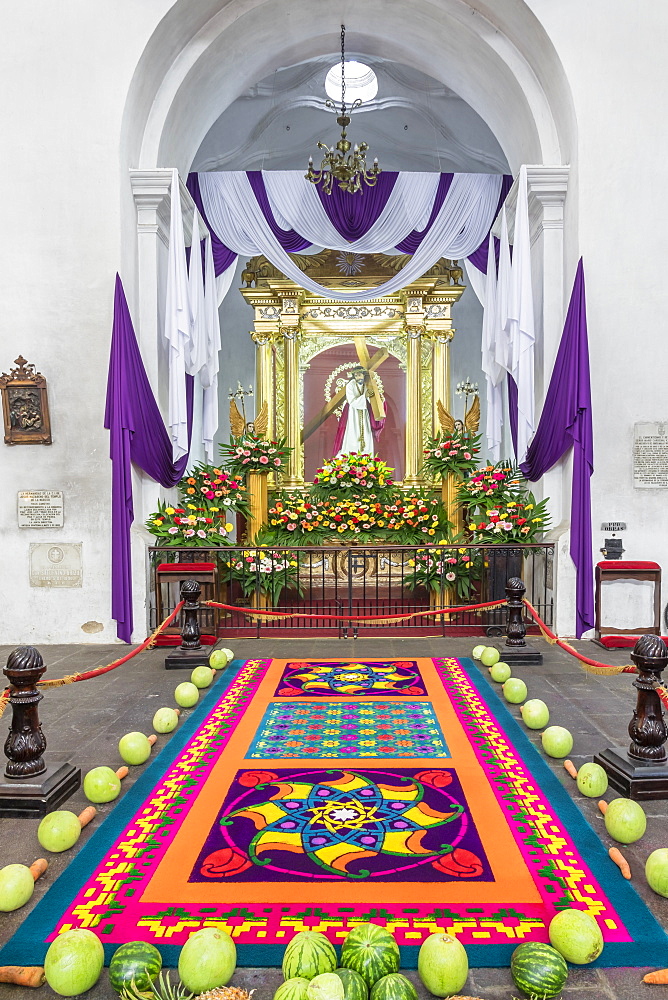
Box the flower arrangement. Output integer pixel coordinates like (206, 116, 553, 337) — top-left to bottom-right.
(178, 464, 248, 516)
(455, 462, 526, 508)
(225, 539, 302, 604)
(422, 431, 481, 479)
(219, 435, 291, 477)
(265, 493, 449, 545)
(405, 543, 482, 601)
(467, 495, 551, 543)
(145, 501, 235, 546)
(311, 453, 395, 497)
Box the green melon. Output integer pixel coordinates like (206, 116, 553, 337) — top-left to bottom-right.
(340, 923, 400, 988)
(178, 926, 236, 993)
(282, 931, 337, 981)
(274, 978, 312, 1000)
(369, 973, 418, 1000)
(44, 928, 104, 997)
(510, 941, 568, 998)
(417, 932, 468, 997)
(333, 967, 369, 1000)
(109, 940, 162, 994)
(548, 908, 604, 964)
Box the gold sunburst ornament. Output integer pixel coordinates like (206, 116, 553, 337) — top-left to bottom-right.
(305, 25, 382, 195)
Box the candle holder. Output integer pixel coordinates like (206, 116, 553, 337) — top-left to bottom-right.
(595, 634, 668, 800)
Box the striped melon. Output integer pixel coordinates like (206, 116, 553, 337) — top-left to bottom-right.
(333, 968, 368, 1000)
(510, 941, 568, 998)
(340, 924, 400, 988)
(109, 941, 162, 994)
(282, 931, 337, 981)
(370, 973, 417, 1000)
(274, 978, 311, 1000)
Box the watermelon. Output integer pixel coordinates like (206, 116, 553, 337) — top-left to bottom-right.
(370, 973, 418, 1000)
(282, 931, 337, 981)
(274, 978, 312, 1000)
(340, 923, 400, 988)
(308, 973, 345, 1000)
(417, 933, 468, 997)
(510, 941, 568, 998)
(109, 940, 162, 994)
(333, 967, 368, 1000)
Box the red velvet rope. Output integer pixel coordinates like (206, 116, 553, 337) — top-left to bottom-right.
(203, 598, 507, 622)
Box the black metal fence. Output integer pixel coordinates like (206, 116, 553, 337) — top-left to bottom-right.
(149, 543, 554, 638)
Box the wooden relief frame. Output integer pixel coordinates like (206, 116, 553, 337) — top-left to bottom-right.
(0, 356, 52, 445)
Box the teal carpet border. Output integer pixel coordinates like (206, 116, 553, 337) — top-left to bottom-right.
(1, 656, 666, 970)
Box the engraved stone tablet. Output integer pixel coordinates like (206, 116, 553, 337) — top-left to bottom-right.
(18, 490, 64, 528)
(29, 543, 82, 588)
(633, 422, 668, 489)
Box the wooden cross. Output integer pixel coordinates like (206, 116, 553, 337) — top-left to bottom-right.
(301, 343, 389, 444)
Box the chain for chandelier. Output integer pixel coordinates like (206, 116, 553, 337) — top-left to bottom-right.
(305, 24, 382, 195)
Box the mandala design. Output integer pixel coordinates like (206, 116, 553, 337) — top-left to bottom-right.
(247, 701, 449, 758)
(275, 660, 426, 697)
(193, 768, 490, 883)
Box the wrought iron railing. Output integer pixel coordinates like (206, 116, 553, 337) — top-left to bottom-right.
(148, 543, 554, 637)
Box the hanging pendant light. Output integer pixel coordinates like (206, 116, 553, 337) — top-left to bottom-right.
(305, 25, 382, 195)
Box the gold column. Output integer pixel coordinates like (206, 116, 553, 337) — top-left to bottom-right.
(253, 333, 274, 441)
(404, 325, 424, 488)
(442, 472, 464, 535)
(431, 332, 453, 436)
(246, 471, 268, 542)
(282, 328, 303, 488)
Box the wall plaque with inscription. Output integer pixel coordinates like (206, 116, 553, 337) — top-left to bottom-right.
(633, 422, 668, 489)
(18, 490, 64, 528)
(29, 543, 82, 588)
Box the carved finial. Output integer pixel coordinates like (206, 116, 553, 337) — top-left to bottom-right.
(4, 646, 44, 678)
(180, 578, 202, 600)
(506, 577, 526, 597)
(632, 634, 668, 663)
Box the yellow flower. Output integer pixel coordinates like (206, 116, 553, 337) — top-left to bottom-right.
(289, 560, 297, 567)
(532, 517, 542, 523)
(408, 559, 415, 567)
(210, 506, 219, 512)
(428, 528, 435, 536)
(225, 523, 233, 532)
(187, 515, 197, 524)
(152, 519, 163, 526)
(525, 503, 534, 510)
(187, 504, 197, 510)
(165, 507, 175, 515)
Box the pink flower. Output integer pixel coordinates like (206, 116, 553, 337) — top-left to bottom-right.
(205, 491, 215, 498)
(259, 455, 269, 464)
(243, 450, 251, 457)
(463, 452, 471, 460)
(183, 529, 195, 537)
(242, 458, 250, 464)
(168, 526, 179, 534)
(197, 529, 207, 538)
(446, 572, 456, 582)
(274, 458, 281, 466)
(286, 523, 296, 531)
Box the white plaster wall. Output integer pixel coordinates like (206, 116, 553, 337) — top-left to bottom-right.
(2, 0, 666, 643)
(0, 2, 171, 645)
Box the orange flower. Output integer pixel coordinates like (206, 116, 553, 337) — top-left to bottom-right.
(187, 477, 196, 484)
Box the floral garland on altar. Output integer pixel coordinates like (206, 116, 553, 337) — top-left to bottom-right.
(458, 462, 551, 543)
(218, 435, 291, 477)
(405, 543, 483, 601)
(421, 431, 482, 478)
(146, 501, 235, 547)
(311, 454, 395, 499)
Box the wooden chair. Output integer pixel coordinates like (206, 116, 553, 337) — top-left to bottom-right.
(595, 560, 661, 637)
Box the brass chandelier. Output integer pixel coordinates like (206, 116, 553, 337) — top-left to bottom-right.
(305, 25, 382, 195)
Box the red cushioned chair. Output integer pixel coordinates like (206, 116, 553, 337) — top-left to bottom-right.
(155, 561, 218, 635)
(595, 561, 661, 638)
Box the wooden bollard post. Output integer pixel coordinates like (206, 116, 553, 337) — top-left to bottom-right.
(0, 646, 80, 816)
(165, 578, 212, 670)
(505, 577, 527, 648)
(595, 634, 668, 799)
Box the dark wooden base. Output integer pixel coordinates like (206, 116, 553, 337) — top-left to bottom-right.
(164, 647, 212, 670)
(496, 644, 543, 666)
(0, 762, 81, 818)
(594, 747, 668, 801)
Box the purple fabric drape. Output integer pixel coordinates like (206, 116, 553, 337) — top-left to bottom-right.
(507, 374, 519, 458)
(186, 173, 238, 276)
(520, 259, 594, 637)
(396, 173, 453, 254)
(316, 172, 398, 241)
(466, 174, 513, 273)
(104, 275, 193, 642)
(247, 173, 312, 251)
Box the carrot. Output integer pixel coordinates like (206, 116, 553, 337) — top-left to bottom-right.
(643, 969, 668, 984)
(28, 859, 48, 882)
(174, 709, 181, 716)
(609, 847, 631, 879)
(0, 967, 45, 987)
(77, 806, 97, 829)
(148, 734, 158, 746)
(598, 799, 608, 815)
(115, 766, 129, 780)
(563, 759, 578, 779)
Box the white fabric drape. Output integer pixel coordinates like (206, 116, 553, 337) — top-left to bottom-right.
(187, 212, 207, 378)
(201, 235, 223, 463)
(505, 165, 535, 463)
(263, 171, 441, 253)
(480, 233, 504, 462)
(164, 170, 193, 460)
(198, 171, 502, 302)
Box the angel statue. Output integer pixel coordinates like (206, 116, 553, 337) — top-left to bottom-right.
(437, 394, 480, 438)
(229, 398, 269, 441)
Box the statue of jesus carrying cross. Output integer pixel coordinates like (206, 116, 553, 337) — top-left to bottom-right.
(333, 365, 385, 457)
